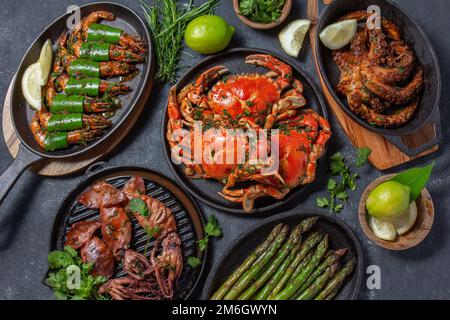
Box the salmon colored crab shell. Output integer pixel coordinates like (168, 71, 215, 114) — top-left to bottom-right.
(166, 54, 332, 212)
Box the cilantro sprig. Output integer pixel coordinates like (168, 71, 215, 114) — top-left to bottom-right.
(45, 246, 108, 300)
(316, 148, 371, 213)
(188, 215, 222, 269)
(128, 198, 149, 217)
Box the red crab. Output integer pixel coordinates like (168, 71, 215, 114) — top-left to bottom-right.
(166, 54, 331, 212)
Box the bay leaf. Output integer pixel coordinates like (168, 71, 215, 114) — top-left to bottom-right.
(390, 162, 434, 202)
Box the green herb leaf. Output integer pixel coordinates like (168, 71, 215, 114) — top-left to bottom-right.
(327, 178, 337, 191)
(197, 238, 209, 251)
(390, 162, 435, 202)
(46, 248, 108, 300)
(128, 198, 149, 217)
(140, 0, 220, 83)
(205, 215, 222, 238)
(355, 147, 372, 168)
(316, 197, 329, 208)
(146, 226, 161, 238)
(336, 191, 349, 201)
(187, 256, 202, 269)
(333, 204, 344, 213)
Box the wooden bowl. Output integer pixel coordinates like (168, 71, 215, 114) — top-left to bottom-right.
(358, 174, 434, 250)
(232, 0, 292, 30)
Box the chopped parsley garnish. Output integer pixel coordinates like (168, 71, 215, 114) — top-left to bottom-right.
(128, 198, 149, 217)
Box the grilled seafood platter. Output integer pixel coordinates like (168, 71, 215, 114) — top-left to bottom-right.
(332, 11, 424, 128)
(166, 54, 332, 212)
(31, 11, 146, 151)
(63, 176, 183, 300)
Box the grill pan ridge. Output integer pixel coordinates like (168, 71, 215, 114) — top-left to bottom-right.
(47, 166, 205, 300)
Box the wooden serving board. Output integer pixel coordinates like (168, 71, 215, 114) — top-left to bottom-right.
(308, 0, 439, 170)
(2, 77, 146, 176)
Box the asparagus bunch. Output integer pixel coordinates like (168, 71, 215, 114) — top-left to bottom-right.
(210, 216, 356, 301)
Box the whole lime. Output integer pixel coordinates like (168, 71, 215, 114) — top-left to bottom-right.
(366, 181, 411, 219)
(185, 15, 235, 54)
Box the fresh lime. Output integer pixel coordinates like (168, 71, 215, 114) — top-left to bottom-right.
(185, 15, 235, 54)
(368, 216, 397, 241)
(366, 181, 411, 219)
(392, 201, 418, 235)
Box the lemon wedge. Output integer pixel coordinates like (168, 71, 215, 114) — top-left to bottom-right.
(319, 19, 357, 50)
(21, 62, 42, 110)
(392, 201, 418, 235)
(279, 19, 311, 57)
(38, 39, 53, 85)
(369, 216, 397, 241)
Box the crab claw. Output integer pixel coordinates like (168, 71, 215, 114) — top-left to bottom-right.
(245, 54, 293, 90)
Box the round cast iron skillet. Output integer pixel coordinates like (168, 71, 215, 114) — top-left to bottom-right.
(316, 0, 441, 156)
(0, 2, 154, 205)
(162, 48, 329, 215)
(47, 163, 206, 300)
(202, 210, 363, 300)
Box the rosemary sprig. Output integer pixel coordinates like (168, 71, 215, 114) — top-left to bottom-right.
(140, 0, 220, 83)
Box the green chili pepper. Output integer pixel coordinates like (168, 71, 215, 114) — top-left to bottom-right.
(69, 59, 100, 78)
(87, 23, 122, 43)
(44, 132, 69, 151)
(51, 95, 84, 113)
(65, 78, 100, 96)
(79, 42, 110, 62)
(46, 113, 83, 133)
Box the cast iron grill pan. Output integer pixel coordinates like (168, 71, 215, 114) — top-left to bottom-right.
(48, 166, 205, 300)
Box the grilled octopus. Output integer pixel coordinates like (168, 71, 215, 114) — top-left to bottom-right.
(332, 11, 424, 128)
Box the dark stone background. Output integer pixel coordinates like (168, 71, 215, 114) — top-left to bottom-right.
(0, 0, 448, 299)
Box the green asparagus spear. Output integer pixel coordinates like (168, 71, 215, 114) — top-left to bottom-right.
(267, 232, 322, 299)
(211, 224, 283, 300)
(238, 224, 303, 300)
(315, 258, 356, 300)
(272, 235, 329, 300)
(297, 248, 348, 295)
(223, 225, 289, 300)
(253, 218, 318, 300)
(254, 242, 301, 300)
(299, 217, 319, 233)
(296, 262, 340, 300)
(325, 287, 340, 300)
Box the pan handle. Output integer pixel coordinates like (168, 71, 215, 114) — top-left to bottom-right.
(0, 145, 42, 206)
(384, 110, 442, 157)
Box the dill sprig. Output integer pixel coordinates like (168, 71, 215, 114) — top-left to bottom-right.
(141, 0, 220, 83)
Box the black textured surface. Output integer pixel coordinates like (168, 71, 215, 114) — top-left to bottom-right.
(0, 0, 449, 300)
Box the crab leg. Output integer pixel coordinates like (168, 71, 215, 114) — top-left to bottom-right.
(245, 54, 293, 90)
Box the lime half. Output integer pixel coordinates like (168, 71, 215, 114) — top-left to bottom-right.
(369, 216, 397, 241)
(21, 62, 42, 110)
(279, 19, 311, 57)
(185, 15, 235, 54)
(38, 39, 53, 85)
(320, 19, 357, 50)
(392, 201, 418, 235)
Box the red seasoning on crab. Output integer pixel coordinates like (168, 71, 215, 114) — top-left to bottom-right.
(166, 54, 331, 211)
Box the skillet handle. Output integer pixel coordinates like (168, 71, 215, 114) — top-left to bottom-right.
(384, 110, 442, 157)
(0, 145, 42, 206)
